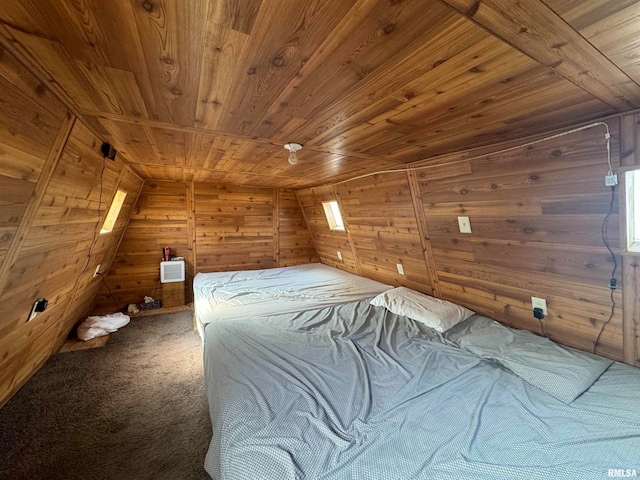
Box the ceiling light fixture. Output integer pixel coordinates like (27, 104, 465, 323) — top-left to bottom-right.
(284, 142, 303, 165)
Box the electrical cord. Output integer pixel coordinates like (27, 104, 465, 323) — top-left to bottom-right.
(536, 315, 547, 338)
(97, 273, 120, 312)
(333, 121, 612, 186)
(593, 185, 617, 354)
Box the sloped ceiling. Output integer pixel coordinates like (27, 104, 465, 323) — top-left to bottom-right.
(1, 0, 639, 187)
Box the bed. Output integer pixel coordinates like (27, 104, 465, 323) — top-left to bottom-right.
(192, 263, 391, 337)
(202, 291, 640, 479)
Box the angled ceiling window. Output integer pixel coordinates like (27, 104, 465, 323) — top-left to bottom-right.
(100, 190, 127, 234)
(322, 201, 345, 231)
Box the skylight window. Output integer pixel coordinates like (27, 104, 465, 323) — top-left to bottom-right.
(100, 190, 127, 234)
(322, 201, 345, 231)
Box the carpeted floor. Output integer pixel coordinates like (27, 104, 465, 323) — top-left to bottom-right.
(0, 311, 212, 480)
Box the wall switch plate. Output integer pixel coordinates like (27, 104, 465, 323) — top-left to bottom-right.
(337, 251, 342, 261)
(93, 265, 101, 277)
(396, 263, 405, 275)
(531, 296, 547, 315)
(457, 216, 472, 233)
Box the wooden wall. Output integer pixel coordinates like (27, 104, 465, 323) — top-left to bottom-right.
(194, 184, 276, 273)
(0, 45, 143, 408)
(299, 119, 636, 364)
(96, 181, 188, 311)
(296, 186, 359, 274)
(95, 182, 318, 312)
(278, 189, 319, 267)
(335, 172, 436, 294)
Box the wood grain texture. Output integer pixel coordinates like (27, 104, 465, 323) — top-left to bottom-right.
(95, 181, 319, 311)
(407, 169, 441, 297)
(0, 0, 632, 186)
(547, 0, 640, 91)
(278, 189, 319, 267)
(194, 184, 275, 272)
(301, 117, 627, 363)
(0, 113, 140, 407)
(334, 172, 430, 291)
(440, 0, 640, 111)
(416, 122, 623, 359)
(96, 180, 190, 313)
(295, 186, 358, 274)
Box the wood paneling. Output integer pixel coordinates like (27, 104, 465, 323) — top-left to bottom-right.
(295, 187, 358, 274)
(441, 0, 640, 111)
(97, 181, 190, 312)
(96, 181, 318, 311)
(299, 118, 627, 363)
(0, 71, 141, 408)
(194, 184, 275, 272)
(334, 172, 433, 292)
(278, 189, 319, 267)
(2, 0, 636, 186)
(415, 122, 623, 360)
(0, 44, 70, 272)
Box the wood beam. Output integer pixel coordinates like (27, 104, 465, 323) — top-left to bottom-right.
(295, 190, 321, 262)
(78, 110, 391, 162)
(440, 0, 640, 112)
(333, 186, 362, 277)
(406, 170, 442, 298)
(0, 113, 75, 294)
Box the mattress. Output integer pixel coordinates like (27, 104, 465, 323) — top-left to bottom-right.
(192, 263, 391, 337)
(203, 300, 640, 479)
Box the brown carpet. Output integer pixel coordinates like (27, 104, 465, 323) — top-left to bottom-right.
(0, 311, 212, 480)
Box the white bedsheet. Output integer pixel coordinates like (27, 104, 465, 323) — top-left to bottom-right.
(193, 263, 391, 337)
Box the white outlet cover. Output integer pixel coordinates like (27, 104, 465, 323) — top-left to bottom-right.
(337, 251, 342, 261)
(531, 296, 547, 315)
(458, 216, 472, 233)
(396, 263, 405, 275)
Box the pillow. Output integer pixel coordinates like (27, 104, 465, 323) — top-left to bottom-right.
(447, 316, 613, 403)
(369, 287, 475, 332)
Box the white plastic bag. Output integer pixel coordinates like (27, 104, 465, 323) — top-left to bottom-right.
(77, 312, 130, 341)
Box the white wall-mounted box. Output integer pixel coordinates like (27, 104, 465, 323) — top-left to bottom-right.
(160, 260, 185, 283)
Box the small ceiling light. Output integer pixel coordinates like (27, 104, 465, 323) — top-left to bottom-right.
(284, 142, 303, 165)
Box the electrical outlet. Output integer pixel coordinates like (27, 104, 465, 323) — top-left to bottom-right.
(93, 265, 101, 277)
(531, 296, 547, 315)
(605, 174, 618, 186)
(396, 263, 405, 275)
(457, 216, 472, 234)
(337, 251, 342, 261)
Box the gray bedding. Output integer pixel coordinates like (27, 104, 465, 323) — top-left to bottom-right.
(203, 300, 640, 479)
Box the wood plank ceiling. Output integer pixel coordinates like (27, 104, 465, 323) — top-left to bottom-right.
(1, 0, 640, 188)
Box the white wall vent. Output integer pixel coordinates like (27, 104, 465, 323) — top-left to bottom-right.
(160, 260, 185, 283)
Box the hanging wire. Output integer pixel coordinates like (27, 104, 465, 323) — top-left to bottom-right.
(593, 184, 618, 354)
(97, 273, 120, 312)
(334, 121, 612, 185)
(333, 121, 617, 352)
